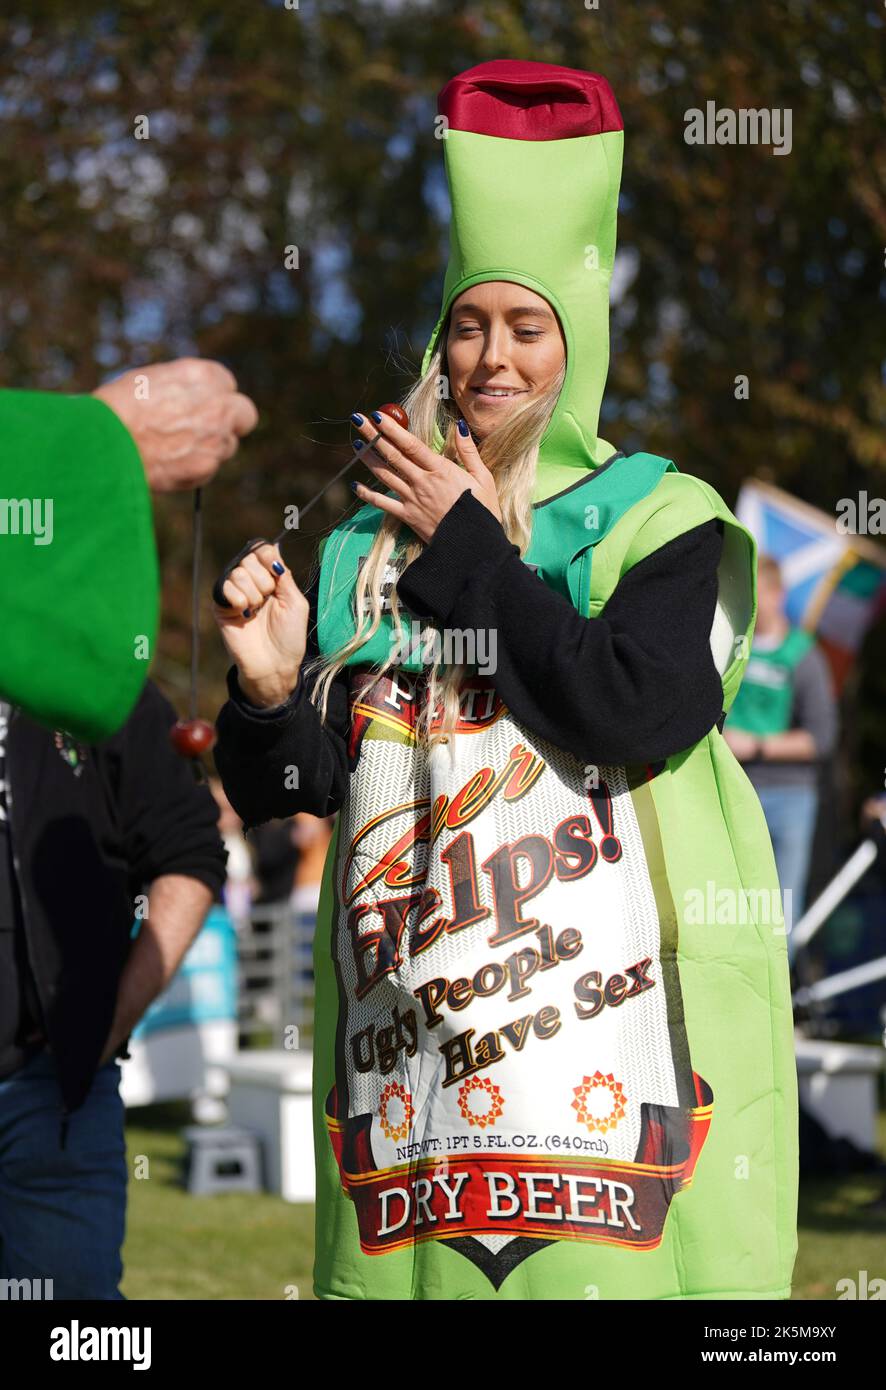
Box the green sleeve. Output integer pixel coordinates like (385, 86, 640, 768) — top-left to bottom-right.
(0, 390, 158, 740)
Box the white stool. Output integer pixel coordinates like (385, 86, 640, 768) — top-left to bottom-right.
(182, 1124, 262, 1196)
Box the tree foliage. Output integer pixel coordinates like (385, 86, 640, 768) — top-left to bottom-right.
(1, 0, 883, 742)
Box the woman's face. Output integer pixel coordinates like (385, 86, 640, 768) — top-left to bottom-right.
(445, 281, 566, 437)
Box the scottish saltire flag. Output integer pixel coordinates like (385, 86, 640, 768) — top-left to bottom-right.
(735, 479, 886, 692)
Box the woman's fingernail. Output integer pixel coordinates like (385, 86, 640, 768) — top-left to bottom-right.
(242, 608, 252, 618)
(370, 411, 383, 424)
(457, 418, 469, 437)
(271, 561, 285, 575)
(351, 412, 364, 425)
(351, 480, 360, 492)
(353, 439, 363, 450)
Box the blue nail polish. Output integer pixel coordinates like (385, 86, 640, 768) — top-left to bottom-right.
(351, 480, 360, 492)
(271, 561, 285, 575)
(242, 608, 251, 618)
(351, 412, 364, 425)
(353, 439, 363, 450)
(457, 418, 469, 437)
(370, 411, 382, 424)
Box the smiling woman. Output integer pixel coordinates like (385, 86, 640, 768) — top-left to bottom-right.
(211, 59, 798, 1305)
(445, 282, 567, 438)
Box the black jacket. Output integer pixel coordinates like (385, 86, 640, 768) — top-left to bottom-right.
(214, 492, 725, 829)
(2, 680, 227, 1138)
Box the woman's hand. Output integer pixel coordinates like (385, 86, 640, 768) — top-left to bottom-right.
(351, 410, 502, 543)
(211, 544, 309, 708)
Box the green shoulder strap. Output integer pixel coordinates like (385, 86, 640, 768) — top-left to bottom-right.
(526, 452, 677, 611)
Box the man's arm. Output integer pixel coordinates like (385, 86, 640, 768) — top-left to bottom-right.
(98, 678, 229, 1063)
(99, 874, 213, 1065)
(104, 679, 229, 893)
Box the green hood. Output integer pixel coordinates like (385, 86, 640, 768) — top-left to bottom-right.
(421, 60, 625, 504)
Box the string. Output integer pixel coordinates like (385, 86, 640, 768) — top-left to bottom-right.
(216, 428, 387, 593)
(270, 427, 384, 546)
(191, 486, 202, 724)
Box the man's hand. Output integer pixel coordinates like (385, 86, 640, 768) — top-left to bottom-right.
(93, 358, 258, 493)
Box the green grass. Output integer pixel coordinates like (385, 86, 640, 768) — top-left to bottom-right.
(121, 1104, 886, 1300)
(121, 1103, 316, 1301)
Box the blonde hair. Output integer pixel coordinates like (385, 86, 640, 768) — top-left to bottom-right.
(303, 315, 566, 753)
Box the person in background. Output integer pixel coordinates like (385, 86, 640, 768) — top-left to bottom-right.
(724, 554, 839, 960)
(289, 815, 334, 989)
(251, 820, 301, 908)
(290, 814, 334, 921)
(0, 681, 226, 1299)
(209, 776, 256, 924)
(861, 793, 886, 833)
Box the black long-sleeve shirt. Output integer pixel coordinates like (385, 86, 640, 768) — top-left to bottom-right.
(214, 489, 726, 830)
(0, 681, 228, 1101)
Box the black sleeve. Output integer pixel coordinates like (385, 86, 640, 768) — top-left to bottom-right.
(213, 568, 352, 829)
(395, 489, 725, 766)
(102, 680, 228, 897)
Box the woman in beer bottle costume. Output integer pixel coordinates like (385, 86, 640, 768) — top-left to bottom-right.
(212, 61, 798, 1301)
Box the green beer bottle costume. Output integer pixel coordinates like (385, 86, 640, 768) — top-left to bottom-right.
(216, 60, 798, 1299)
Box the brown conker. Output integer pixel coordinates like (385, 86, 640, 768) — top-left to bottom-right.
(377, 403, 409, 429)
(170, 718, 216, 757)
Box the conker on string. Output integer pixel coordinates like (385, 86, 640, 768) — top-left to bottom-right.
(170, 718, 216, 758)
(377, 403, 409, 428)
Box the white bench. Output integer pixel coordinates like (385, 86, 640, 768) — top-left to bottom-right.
(223, 1050, 315, 1202)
